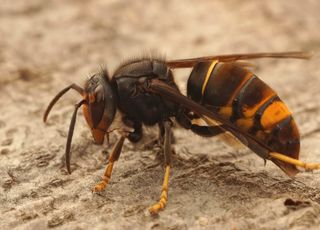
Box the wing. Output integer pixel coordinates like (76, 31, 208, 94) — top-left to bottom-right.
(187, 106, 247, 149)
(200, 116, 248, 149)
(145, 79, 299, 177)
(191, 115, 249, 150)
(146, 79, 260, 148)
(167, 51, 311, 68)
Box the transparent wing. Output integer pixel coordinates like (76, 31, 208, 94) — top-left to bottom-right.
(167, 51, 311, 68)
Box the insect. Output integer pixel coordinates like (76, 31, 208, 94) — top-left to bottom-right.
(43, 51, 320, 215)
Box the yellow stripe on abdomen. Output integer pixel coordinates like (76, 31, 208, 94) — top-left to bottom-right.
(201, 60, 218, 96)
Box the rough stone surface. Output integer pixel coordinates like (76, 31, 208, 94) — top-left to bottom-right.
(1, 1, 320, 229)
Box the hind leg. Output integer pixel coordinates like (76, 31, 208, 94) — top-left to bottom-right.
(270, 152, 320, 170)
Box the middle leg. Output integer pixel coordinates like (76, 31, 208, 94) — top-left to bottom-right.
(149, 120, 173, 215)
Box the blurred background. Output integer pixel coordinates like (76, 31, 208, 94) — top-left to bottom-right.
(1, 0, 320, 229)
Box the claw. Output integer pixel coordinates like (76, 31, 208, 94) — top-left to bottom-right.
(92, 181, 107, 193)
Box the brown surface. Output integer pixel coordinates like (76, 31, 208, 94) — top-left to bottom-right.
(1, 1, 320, 229)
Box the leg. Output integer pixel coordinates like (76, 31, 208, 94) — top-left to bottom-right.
(176, 110, 225, 137)
(143, 122, 169, 150)
(92, 136, 126, 192)
(149, 120, 173, 215)
(270, 152, 320, 170)
(158, 122, 165, 143)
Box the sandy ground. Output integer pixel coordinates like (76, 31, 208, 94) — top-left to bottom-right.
(1, 0, 320, 229)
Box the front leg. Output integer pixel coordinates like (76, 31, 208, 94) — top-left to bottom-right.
(149, 120, 173, 215)
(92, 135, 126, 192)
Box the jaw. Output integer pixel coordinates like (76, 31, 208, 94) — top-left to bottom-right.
(90, 126, 105, 145)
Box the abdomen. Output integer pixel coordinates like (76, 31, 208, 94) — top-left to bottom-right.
(187, 61, 300, 175)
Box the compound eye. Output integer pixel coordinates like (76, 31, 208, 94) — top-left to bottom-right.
(86, 88, 104, 128)
(89, 96, 105, 128)
(95, 84, 104, 102)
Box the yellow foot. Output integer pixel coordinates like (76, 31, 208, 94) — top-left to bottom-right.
(92, 163, 113, 193)
(92, 181, 107, 193)
(148, 165, 170, 215)
(148, 191, 167, 215)
(148, 202, 165, 215)
(304, 163, 320, 171)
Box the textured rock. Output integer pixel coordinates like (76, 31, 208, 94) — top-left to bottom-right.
(1, 1, 320, 229)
